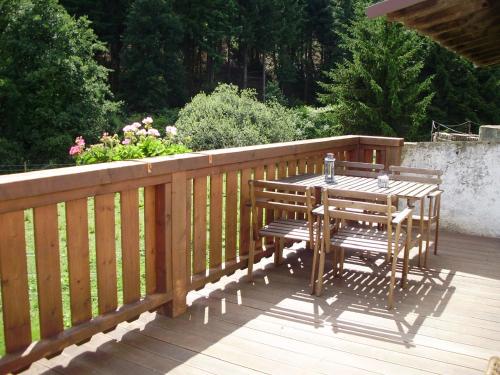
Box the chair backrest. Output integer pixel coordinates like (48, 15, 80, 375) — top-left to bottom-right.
(249, 180, 315, 222)
(335, 161, 385, 178)
(322, 188, 394, 226)
(389, 165, 443, 185)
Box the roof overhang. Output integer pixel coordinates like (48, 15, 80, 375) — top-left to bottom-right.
(366, 0, 500, 67)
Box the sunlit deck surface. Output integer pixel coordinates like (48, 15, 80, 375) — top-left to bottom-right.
(25, 231, 500, 375)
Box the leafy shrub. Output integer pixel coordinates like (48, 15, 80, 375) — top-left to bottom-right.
(175, 84, 302, 151)
(70, 117, 190, 165)
(294, 106, 343, 139)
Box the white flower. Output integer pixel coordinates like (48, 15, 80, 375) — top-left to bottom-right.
(136, 129, 147, 136)
(165, 126, 178, 136)
(148, 128, 160, 137)
(142, 116, 153, 125)
(132, 122, 142, 129)
(123, 124, 134, 132)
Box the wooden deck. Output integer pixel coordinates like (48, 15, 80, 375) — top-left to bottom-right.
(24, 231, 500, 375)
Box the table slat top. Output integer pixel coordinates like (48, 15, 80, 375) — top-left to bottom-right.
(280, 174, 437, 199)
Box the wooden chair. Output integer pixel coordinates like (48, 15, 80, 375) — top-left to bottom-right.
(313, 188, 413, 309)
(389, 166, 443, 266)
(248, 180, 316, 281)
(335, 161, 385, 178)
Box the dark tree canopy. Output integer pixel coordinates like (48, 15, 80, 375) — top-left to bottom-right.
(120, 0, 185, 112)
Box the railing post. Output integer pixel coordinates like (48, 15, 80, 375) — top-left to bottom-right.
(385, 145, 402, 168)
(167, 171, 188, 317)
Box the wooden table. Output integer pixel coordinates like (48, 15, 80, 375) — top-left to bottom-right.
(277, 173, 439, 267)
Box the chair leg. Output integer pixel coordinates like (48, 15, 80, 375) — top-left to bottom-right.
(388, 251, 398, 310)
(332, 246, 337, 277)
(339, 248, 345, 276)
(274, 237, 282, 266)
(315, 240, 326, 296)
(417, 199, 425, 267)
(401, 244, 409, 288)
(424, 221, 431, 267)
(247, 239, 256, 281)
(434, 217, 440, 255)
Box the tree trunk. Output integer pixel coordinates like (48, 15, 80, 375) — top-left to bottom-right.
(243, 46, 248, 89)
(262, 52, 266, 101)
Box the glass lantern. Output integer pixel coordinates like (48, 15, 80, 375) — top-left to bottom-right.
(324, 153, 336, 183)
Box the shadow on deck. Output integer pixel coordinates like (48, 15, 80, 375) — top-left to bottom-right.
(26, 231, 500, 375)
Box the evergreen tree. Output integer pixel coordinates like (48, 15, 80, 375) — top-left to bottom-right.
(120, 0, 185, 112)
(318, 11, 433, 139)
(0, 0, 118, 164)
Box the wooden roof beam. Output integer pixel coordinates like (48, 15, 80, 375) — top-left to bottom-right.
(366, 0, 429, 19)
(403, 1, 486, 29)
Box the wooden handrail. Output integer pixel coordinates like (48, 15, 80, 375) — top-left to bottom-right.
(0, 135, 403, 373)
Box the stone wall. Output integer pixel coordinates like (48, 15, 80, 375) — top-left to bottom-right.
(401, 141, 500, 238)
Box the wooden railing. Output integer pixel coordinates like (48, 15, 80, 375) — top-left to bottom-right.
(0, 135, 403, 373)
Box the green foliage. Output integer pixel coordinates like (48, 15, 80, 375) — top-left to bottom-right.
(318, 10, 434, 140)
(0, 0, 119, 164)
(423, 44, 500, 137)
(120, 0, 185, 111)
(264, 80, 288, 105)
(175, 84, 302, 150)
(294, 106, 343, 139)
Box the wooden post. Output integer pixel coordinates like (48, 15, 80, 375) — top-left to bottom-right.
(386, 145, 402, 169)
(168, 172, 188, 317)
(152, 184, 172, 307)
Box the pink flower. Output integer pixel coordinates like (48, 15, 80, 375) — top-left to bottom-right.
(136, 129, 147, 136)
(147, 128, 160, 137)
(123, 124, 134, 132)
(142, 117, 153, 125)
(165, 126, 178, 136)
(69, 145, 82, 156)
(122, 138, 131, 145)
(132, 122, 141, 129)
(75, 136, 85, 147)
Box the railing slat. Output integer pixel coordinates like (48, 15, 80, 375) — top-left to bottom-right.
(0, 211, 31, 353)
(239, 169, 252, 257)
(193, 177, 207, 275)
(33, 204, 64, 338)
(95, 193, 118, 314)
(144, 186, 156, 295)
(66, 199, 92, 325)
(120, 189, 140, 304)
(225, 171, 238, 262)
(209, 174, 223, 269)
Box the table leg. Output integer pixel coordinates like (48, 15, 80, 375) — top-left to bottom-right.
(310, 216, 321, 294)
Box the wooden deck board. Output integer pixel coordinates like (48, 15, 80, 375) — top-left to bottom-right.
(22, 231, 500, 375)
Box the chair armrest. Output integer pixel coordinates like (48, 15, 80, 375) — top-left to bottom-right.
(392, 207, 413, 225)
(427, 190, 443, 198)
